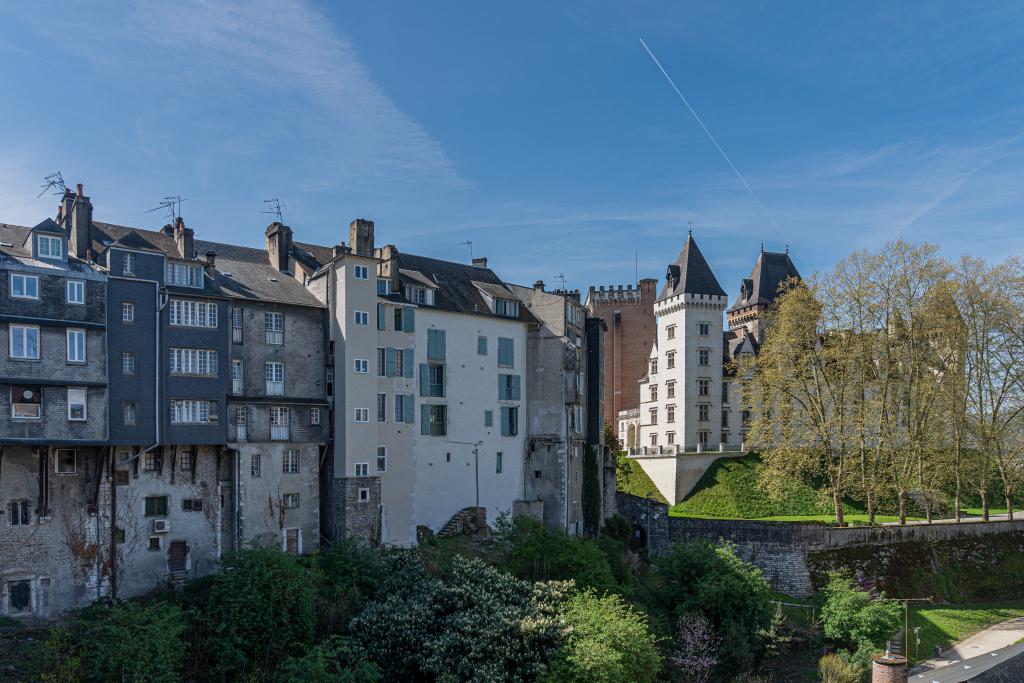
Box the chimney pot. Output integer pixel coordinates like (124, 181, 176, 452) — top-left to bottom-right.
(534, 280, 545, 291)
(76, 183, 83, 197)
(472, 257, 488, 268)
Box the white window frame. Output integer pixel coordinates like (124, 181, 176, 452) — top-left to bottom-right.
(123, 401, 136, 425)
(354, 358, 369, 374)
(37, 234, 63, 259)
(9, 325, 40, 359)
(123, 252, 135, 275)
(170, 348, 218, 376)
(266, 361, 285, 395)
(283, 449, 300, 474)
(354, 407, 369, 423)
(122, 302, 134, 322)
(354, 310, 369, 326)
(170, 399, 218, 424)
(169, 299, 218, 328)
(67, 328, 86, 363)
(354, 264, 369, 280)
(310, 407, 321, 425)
(66, 280, 85, 304)
(165, 261, 203, 288)
(376, 278, 389, 295)
(282, 492, 300, 509)
(122, 351, 136, 374)
(10, 273, 39, 299)
(358, 488, 370, 502)
(377, 446, 387, 472)
(67, 388, 87, 421)
(264, 312, 284, 345)
(354, 462, 369, 477)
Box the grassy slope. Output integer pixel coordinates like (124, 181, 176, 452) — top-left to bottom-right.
(908, 601, 1024, 664)
(615, 453, 669, 504)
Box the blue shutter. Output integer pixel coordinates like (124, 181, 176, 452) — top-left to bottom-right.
(500, 406, 510, 436)
(511, 374, 521, 401)
(419, 364, 429, 396)
(477, 336, 487, 355)
(403, 349, 414, 378)
(403, 306, 415, 332)
(421, 404, 429, 435)
(385, 348, 397, 377)
(436, 329, 445, 359)
(377, 303, 386, 330)
(404, 395, 415, 423)
(498, 375, 504, 401)
(485, 410, 493, 427)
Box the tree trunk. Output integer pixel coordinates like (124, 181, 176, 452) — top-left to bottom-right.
(1006, 494, 1014, 522)
(867, 490, 876, 527)
(898, 490, 907, 526)
(833, 490, 845, 527)
(954, 489, 961, 523)
(982, 492, 990, 522)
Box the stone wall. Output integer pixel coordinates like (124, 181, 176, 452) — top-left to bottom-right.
(615, 493, 1024, 597)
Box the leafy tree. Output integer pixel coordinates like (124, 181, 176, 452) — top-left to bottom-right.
(545, 591, 660, 683)
(353, 556, 569, 681)
(820, 571, 901, 665)
(73, 602, 185, 683)
(666, 612, 719, 683)
(309, 538, 385, 634)
(275, 637, 381, 682)
(652, 541, 775, 677)
(206, 548, 316, 678)
(818, 653, 861, 683)
(604, 422, 622, 454)
(495, 516, 617, 592)
(37, 627, 83, 683)
(581, 445, 602, 536)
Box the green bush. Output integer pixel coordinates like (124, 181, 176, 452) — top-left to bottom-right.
(820, 571, 901, 652)
(275, 636, 381, 682)
(309, 538, 385, 635)
(37, 627, 83, 683)
(546, 591, 661, 683)
(496, 516, 617, 592)
(818, 653, 863, 683)
(582, 445, 602, 536)
(353, 555, 569, 681)
(601, 514, 632, 543)
(206, 548, 316, 678)
(74, 602, 185, 683)
(652, 541, 776, 677)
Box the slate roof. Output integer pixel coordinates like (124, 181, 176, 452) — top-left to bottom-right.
(0, 223, 30, 258)
(92, 221, 180, 257)
(0, 222, 102, 277)
(728, 250, 801, 313)
(657, 234, 726, 302)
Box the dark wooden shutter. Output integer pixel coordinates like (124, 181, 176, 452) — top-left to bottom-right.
(168, 541, 188, 572)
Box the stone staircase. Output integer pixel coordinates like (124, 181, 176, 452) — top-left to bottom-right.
(437, 507, 489, 539)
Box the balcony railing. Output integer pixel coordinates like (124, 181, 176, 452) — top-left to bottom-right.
(236, 425, 247, 441)
(271, 425, 289, 440)
(628, 442, 747, 457)
(266, 381, 284, 396)
(232, 379, 243, 395)
(266, 330, 283, 345)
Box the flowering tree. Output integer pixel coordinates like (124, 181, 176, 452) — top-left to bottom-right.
(668, 612, 720, 683)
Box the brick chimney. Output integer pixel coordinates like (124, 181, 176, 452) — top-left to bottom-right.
(349, 218, 374, 257)
(204, 250, 217, 275)
(65, 184, 93, 259)
(534, 280, 545, 291)
(265, 222, 293, 272)
(871, 652, 907, 683)
(472, 257, 488, 268)
(173, 217, 194, 260)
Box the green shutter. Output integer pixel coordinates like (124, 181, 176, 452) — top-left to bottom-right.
(511, 374, 521, 401)
(437, 329, 445, 359)
(421, 404, 429, 435)
(403, 349, 414, 378)
(377, 303, 386, 330)
(385, 348, 397, 377)
(419, 363, 429, 397)
(500, 406, 510, 436)
(403, 306, 415, 332)
(498, 374, 505, 401)
(404, 394, 415, 423)
(484, 410, 493, 427)
(477, 336, 487, 355)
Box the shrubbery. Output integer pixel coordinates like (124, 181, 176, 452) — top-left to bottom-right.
(820, 570, 901, 669)
(495, 516, 618, 592)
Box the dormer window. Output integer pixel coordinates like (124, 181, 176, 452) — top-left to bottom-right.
(407, 286, 432, 305)
(165, 261, 202, 288)
(37, 235, 63, 260)
(494, 298, 519, 318)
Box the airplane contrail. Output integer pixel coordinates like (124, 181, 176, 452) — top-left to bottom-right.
(639, 37, 788, 242)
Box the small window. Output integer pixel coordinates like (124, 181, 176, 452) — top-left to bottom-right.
(264, 312, 284, 344)
(354, 408, 369, 423)
(232, 307, 243, 342)
(665, 350, 676, 369)
(358, 488, 370, 502)
(698, 378, 711, 396)
(123, 352, 136, 374)
(377, 393, 387, 422)
(11, 385, 41, 419)
(496, 452, 503, 474)
(11, 273, 40, 299)
(354, 264, 369, 280)
(699, 321, 711, 336)
(148, 536, 161, 551)
(283, 493, 300, 509)
(484, 410, 493, 427)
(377, 278, 389, 295)
(123, 401, 136, 425)
(354, 310, 369, 326)
(123, 252, 136, 275)
(144, 496, 169, 517)
(8, 500, 30, 526)
(355, 462, 369, 477)
(67, 388, 87, 421)
(666, 324, 676, 340)
(122, 302, 134, 322)
(67, 329, 86, 363)
(144, 450, 162, 472)
(66, 280, 85, 304)
(377, 446, 387, 472)
(114, 470, 129, 486)
(179, 450, 193, 472)
(9, 325, 40, 359)
(354, 358, 369, 374)
(182, 498, 203, 512)
(283, 449, 300, 474)
(56, 449, 77, 474)
(250, 453, 261, 478)
(477, 336, 487, 355)
(310, 408, 321, 425)
(699, 348, 711, 366)
(698, 403, 710, 422)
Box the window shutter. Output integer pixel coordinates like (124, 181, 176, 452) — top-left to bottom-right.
(420, 404, 429, 435)
(436, 329, 445, 359)
(419, 364, 429, 397)
(500, 406, 510, 436)
(377, 303, 386, 330)
(498, 375, 504, 401)
(403, 349, 414, 378)
(404, 395, 415, 423)
(385, 348, 397, 377)
(403, 306, 415, 332)
(512, 374, 521, 401)
(478, 336, 487, 355)
(485, 410, 493, 427)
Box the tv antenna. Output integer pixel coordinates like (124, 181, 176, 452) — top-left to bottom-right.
(38, 171, 68, 198)
(554, 273, 567, 290)
(459, 239, 473, 261)
(147, 195, 186, 224)
(262, 197, 286, 223)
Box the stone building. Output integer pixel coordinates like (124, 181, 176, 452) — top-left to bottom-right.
(585, 278, 658, 431)
(1, 200, 109, 618)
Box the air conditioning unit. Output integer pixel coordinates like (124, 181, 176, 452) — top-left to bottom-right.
(152, 519, 170, 534)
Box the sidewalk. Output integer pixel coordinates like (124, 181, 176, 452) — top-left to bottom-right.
(909, 616, 1024, 674)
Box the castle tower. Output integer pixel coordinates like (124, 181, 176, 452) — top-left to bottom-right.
(640, 233, 727, 451)
(726, 247, 801, 344)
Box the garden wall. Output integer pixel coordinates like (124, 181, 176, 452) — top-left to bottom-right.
(616, 493, 1024, 599)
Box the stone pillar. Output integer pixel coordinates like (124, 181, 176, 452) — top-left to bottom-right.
(871, 653, 907, 683)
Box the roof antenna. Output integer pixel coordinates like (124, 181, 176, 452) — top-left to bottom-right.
(147, 196, 186, 224)
(635, 249, 639, 287)
(785, 244, 789, 254)
(38, 171, 68, 198)
(459, 239, 473, 262)
(262, 197, 286, 224)
(688, 218, 694, 237)
(760, 241, 764, 253)
(554, 273, 567, 290)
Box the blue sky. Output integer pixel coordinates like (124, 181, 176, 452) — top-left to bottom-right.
(1, 2, 1023, 296)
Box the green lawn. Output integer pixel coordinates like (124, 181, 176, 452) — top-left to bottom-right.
(962, 507, 1009, 517)
(614, 452, 668, 504)
(907, 601, 1024, 663)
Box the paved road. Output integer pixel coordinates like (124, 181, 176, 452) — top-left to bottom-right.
(909, 616, 1024, 674)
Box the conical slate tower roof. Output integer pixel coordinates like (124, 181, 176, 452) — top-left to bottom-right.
(727, 249, 802, 313)
(657, 232, 726, 302)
